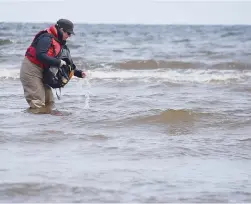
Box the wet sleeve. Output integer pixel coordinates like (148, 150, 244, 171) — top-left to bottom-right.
(36, 36, 61, 67)
(71, 63, 84, 78)
(74, 69, 83, 78)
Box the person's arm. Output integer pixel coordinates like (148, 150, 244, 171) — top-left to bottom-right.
(61, 45, 86, 78)
(74, 69, 85, 78)
(36, 36, 61, 67)
(72, 64, 86, 78)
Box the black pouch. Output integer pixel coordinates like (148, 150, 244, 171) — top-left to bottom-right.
(43, 44, 74, 89)
(43, 61, 71, 89)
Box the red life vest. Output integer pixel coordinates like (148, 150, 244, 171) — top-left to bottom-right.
(25, 25, 62, 68)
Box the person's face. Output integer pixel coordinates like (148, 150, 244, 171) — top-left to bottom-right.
(60, 28, 71, 40)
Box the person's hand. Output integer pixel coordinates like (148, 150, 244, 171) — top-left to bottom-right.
(82, 71, 86, 78)
(60, 60, 66, 67)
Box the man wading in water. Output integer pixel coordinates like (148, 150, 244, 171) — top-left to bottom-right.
(20, 19, 86, 114)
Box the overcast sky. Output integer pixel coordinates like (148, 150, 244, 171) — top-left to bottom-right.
(0, 0, 250, 25)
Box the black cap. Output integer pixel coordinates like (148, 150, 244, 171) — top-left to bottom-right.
(56, 19, 75, 35)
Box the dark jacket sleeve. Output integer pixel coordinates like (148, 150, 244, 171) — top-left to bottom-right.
(71, 63, 84, 78)
(36, 36, 61, 67)
(74, 68, 83, 78)
(61, 45, 84, 78)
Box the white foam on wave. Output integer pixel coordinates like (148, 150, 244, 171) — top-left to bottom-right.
(0, 68, 20, 79)
(1, 68, 251, 84)
(86, 69, 251, 84)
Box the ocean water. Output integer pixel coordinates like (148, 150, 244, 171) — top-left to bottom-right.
(0, 22, 251, 202)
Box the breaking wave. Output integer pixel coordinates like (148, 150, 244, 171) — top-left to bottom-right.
(113, 59, 203, 69)
(1, 66, 251, 84)
(109, 59, 251, 70)
(0, 39, 12, 46)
